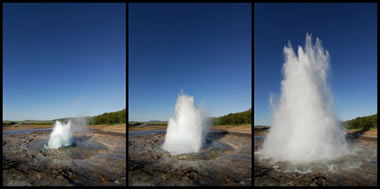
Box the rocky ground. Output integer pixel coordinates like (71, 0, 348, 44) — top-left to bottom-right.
(3, 130, 126, 186)
(254, 131, 377, 186)
(128, 131, 252, 186)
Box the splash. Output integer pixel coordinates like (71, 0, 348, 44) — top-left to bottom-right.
(47, 120, 73, 149)
(162, 92, 209, 155)
(260, 33, 349, 164)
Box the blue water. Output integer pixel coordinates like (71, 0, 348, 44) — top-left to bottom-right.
(128, 130, 166, 136)
(3, 128, 52, 135)
(254, 136, 266, 141)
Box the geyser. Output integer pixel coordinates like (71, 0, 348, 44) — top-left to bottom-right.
(162, 93, 209, 155)
(260, 33, 349, 164)
(47, 120, 73, 149)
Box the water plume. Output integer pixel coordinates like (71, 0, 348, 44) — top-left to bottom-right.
(47, 120, 73, 149)
(162, 92, 209, 155)
(260, 33, 349, 164)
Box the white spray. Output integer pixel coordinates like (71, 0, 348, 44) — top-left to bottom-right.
(260, 33, 349, 164)
(162, 92, 209, 155)
(47, 120, 73, 149)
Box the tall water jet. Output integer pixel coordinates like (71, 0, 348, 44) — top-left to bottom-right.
(260, 33, 349, 164)
(47, 120, 73, 149)
(162, 93, 209, 155)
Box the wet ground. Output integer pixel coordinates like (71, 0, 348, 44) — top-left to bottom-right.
(128, 130, 252, 186)
(254, 133, 377, 186)
(3, 129, 126, 186)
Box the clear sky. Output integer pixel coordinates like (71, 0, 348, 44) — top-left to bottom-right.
(3, 3, 126, 121)
(254, 3, 377, 125)
(129, 3, 251, 121)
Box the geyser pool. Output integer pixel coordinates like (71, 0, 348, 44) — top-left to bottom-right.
(162, 93, 209, 155)
(260, 33, 349, 164)
(46, 120, 73, 149)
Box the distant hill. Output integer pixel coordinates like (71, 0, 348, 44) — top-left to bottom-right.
(89, 108, 126, 125)
(341, 114, 377, 130)
(53, 116, 91, 122)
(128, 109, 252, 127)
(212, 108, 252, 125)
(3, 109, 126, 126)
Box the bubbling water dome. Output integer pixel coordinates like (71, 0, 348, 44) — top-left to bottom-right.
(47, 120, 73, 149)
(260, 33, 349, 164)
(162, 93, 209, 155)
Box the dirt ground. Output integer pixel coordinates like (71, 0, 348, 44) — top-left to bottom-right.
(213, 125, 251, 134)
(88, 125, 126, 133)
(345, 128, 377, 137)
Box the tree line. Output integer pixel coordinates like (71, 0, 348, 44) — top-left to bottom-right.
(212, 108, 252, 125)
(89, 108, 126, 125)
(342, 114, 377, 130)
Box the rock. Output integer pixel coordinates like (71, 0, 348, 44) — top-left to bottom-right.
(161, 175, 167, 181)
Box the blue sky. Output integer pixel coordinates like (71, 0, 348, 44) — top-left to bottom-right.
(129, 3, 251, 121)
(3, 3, 126, 121)
(254, 3, 377, 125)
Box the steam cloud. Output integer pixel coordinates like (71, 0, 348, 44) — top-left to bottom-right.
(260, 33, 349, 163)
(162, 92, 209, 155)
(47, 117, 89, 149)
(47, 120, 73, 149)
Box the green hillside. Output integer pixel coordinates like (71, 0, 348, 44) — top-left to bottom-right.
(342, 114, 377, 130)
(212, 108, 252, 125)
(89, 108, 126, 125)
(3, 109, 126, 126)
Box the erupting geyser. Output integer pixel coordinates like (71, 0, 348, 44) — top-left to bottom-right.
(47, 120, 73, 149)
(162, 93, 209, 155)
(260, 33, 349, 164)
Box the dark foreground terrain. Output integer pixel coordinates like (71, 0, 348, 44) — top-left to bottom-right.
(3, 130, 126, 186)
(128, 131, 252, 186)
(254, 131, 377, 186)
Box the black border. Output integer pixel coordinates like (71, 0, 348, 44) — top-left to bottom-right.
(1, 0, 379, 187)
